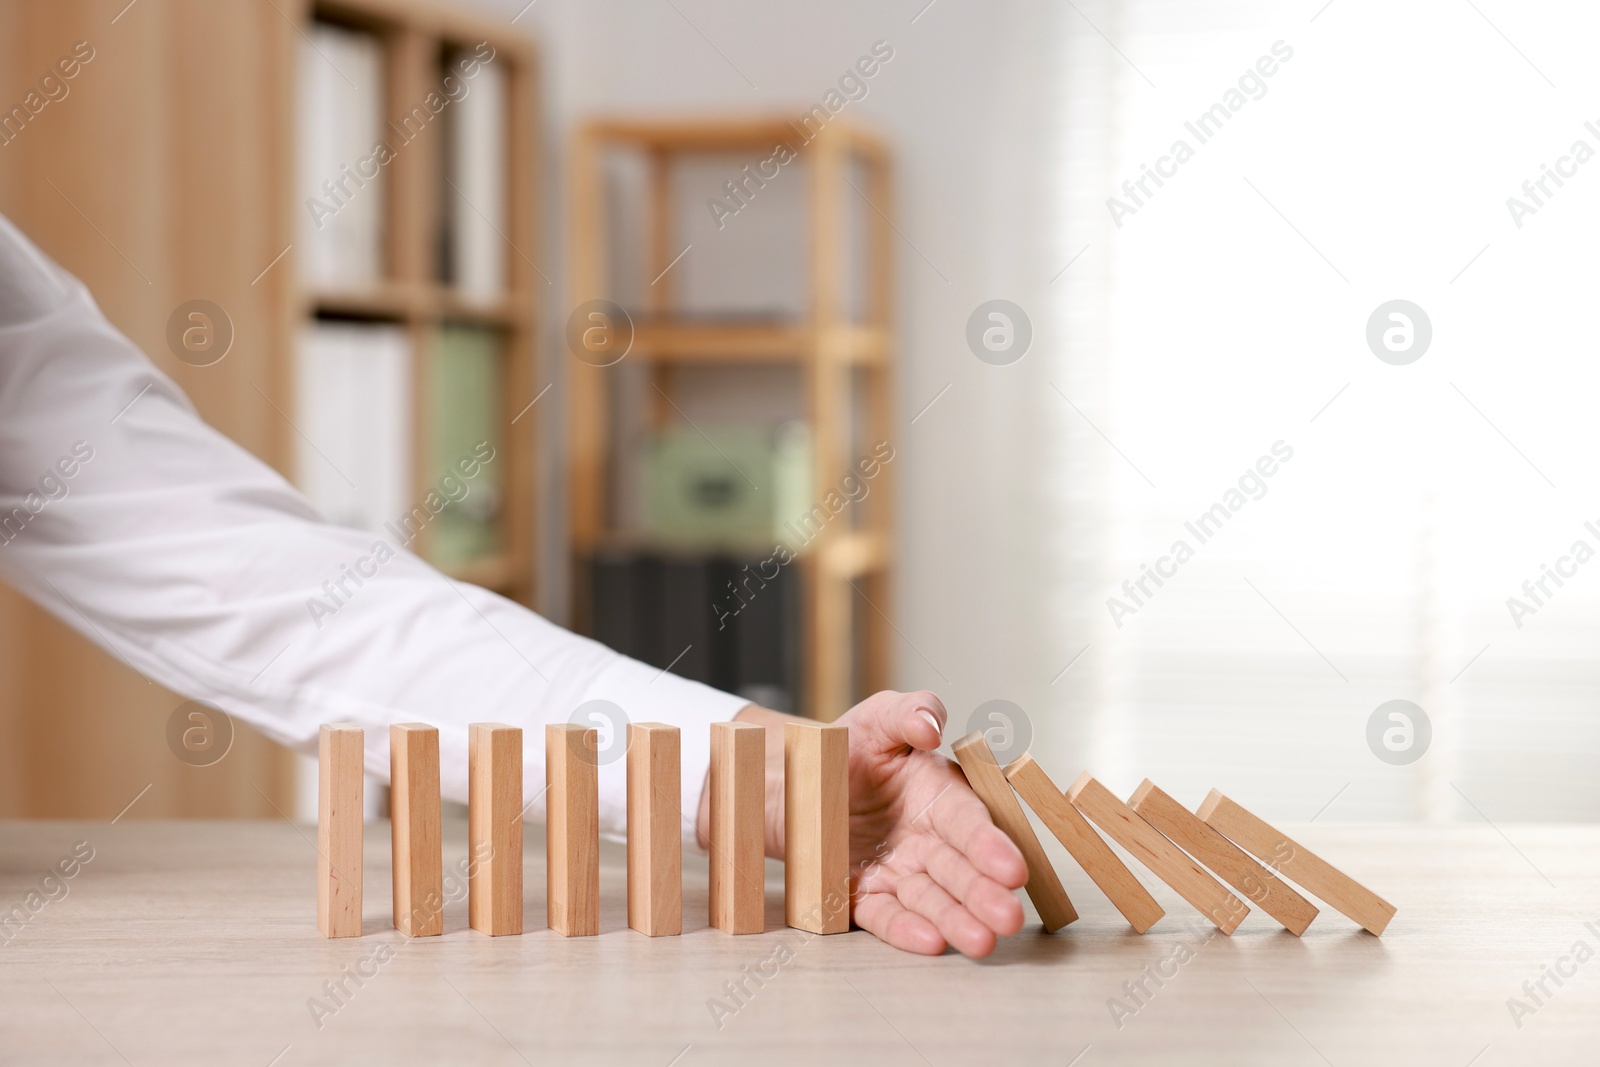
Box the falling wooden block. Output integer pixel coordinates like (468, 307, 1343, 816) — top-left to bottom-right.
(627, 722, 682, 937)
(547, 723, 599, 936)
(951, 733, 1077, 932)
(1197, 789, 1396, 936)
(390, 723, 443, 937)
(785, 722, 849, 935)
(1067, 773, 1247, 934)
(1129, 780, 1318, 936)
(468, 722, 523, 936)
(710, 721, 766, 934)
(1004, 754, 1162, 933)
(317, 723, 363, 938)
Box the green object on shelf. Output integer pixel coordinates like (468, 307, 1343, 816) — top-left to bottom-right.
(430, 323, 504, 567)
(643, 423, 810, 551)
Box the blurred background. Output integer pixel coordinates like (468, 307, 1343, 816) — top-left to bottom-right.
(1, 0, 1596, 828)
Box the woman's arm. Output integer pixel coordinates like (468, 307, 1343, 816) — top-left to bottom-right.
(0, 214, 1027, 957)
(0, 214, 745, 843)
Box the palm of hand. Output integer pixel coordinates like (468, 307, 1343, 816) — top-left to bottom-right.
(833, 692, 1029, 957)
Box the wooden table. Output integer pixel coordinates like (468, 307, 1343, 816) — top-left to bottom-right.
(1, 820, 1594, 1065)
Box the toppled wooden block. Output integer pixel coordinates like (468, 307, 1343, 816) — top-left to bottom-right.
(952, 733, 1076, 932)
(1005, 754, 1163, 933)
(1067, 773, 1246, 934)
(1129, 779, 1317, 936)
(1197, 789, 1395, 936)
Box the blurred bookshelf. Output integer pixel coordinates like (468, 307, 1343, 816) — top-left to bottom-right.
(0, 0, 539, 819)
(289, 0, 539, 608)
(568, 116, 896, 720)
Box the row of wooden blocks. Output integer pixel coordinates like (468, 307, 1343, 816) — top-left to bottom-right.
(316, 720, 849, 939)
(952, 732, 1397, 937)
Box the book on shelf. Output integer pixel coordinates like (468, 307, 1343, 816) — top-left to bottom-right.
(297, 21, 385, 289)
(294, 321, 412, 536)
(727, 554, 797, 712)
(588, 550, 799, 712)
(442, 50, 507, 301)
(429, 323, 504, 567)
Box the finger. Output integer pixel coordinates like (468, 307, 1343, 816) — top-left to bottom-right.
(924, 840, 1025, 936)
(870, 690, 948, 752)
(854, 890, 947, 956)
(904, 690, 949, 744)
(927, 781, 1028, 889)
(895, 872, 997, 957)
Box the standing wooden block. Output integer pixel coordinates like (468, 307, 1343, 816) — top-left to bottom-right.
(709, 721, 765, 934)
(390, 723, 443, 937)
(627, 722, 682, 936)
(951, 733, 1077, 932)
(1197, 789, 1396, 936)
(1129, 780, 1318, 936)
(1066, 773, 1247, 934)
(468, 723, 523, 936)
(318, 723, 363, 938)
(1004, 754, 1162, 933)
(784, 722, 849, 935)
(547, 723, 599, 936)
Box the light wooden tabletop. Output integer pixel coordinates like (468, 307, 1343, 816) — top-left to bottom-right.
(0, 819, 1594, 1065)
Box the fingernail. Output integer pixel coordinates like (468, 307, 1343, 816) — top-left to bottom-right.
(916, 709, 942, 738)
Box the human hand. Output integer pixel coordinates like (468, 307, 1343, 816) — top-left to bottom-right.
(832, 690, 1028, 956)
(704, 693, 1028, 957)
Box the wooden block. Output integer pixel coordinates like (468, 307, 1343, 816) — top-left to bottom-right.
(951, 733, 1077, 933)
(627, 722, 682, 936)
(784, 722, 849, 935)
(468, 722, 523, 936)
(317, 723, 363, 938)
(1197, 789, 1396, 936)
(1004, 754, 1162, 933)
(709, 721, 765, 934)
(1129, 780, 1318, 936)
(390, 723, 443, 937)
(1066, 773, 1247, 934)
(547, 723, 599, 936)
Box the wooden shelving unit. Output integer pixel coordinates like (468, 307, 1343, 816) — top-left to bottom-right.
(287, 0, 541, 606)
(568, 116, 896, 719)
(0, 0, 540, 818)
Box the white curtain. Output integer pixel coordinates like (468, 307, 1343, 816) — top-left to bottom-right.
(1049, 0, 1600, 822)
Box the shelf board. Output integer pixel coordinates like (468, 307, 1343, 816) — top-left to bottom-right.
(308, 285, 412, 321)
(629, 321, 886, 365)
(307, 284, 532, 328)
(572, 530, 889, 579)
(576, 532, 778, 560)
(438, 290, 533, 329)
(584, 115, 888, 158)
(824, 324, 889, 365)
(315, 0, 540, 58)
(821, 530, 888, 579)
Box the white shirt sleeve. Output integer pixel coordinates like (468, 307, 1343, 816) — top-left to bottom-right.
(0, 215, 747, 845)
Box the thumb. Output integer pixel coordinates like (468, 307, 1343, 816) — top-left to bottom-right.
(876, 690, 947, 752)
